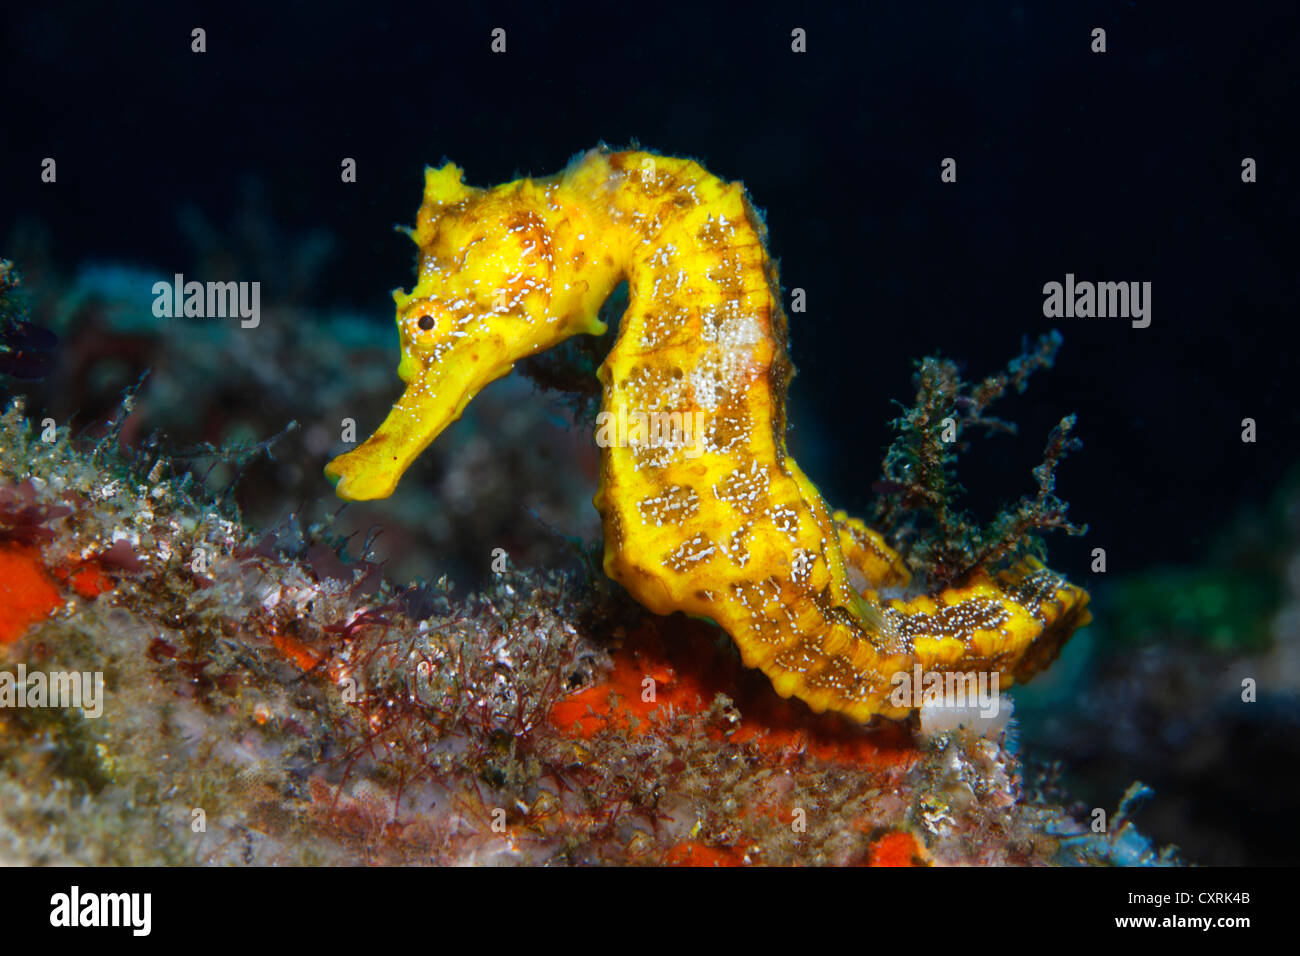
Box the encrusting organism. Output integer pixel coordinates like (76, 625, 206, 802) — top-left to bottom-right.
(326, 147, 1092, 722)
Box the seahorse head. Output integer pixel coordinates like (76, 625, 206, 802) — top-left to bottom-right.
(325, 161, 619, 500)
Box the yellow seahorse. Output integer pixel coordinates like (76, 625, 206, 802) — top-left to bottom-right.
(325, 147, 1091, 722)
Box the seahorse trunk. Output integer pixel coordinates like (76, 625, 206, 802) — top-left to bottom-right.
(575, 152, 899, 719)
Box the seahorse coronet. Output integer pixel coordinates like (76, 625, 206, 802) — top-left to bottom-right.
(324, 146, 1092, 722)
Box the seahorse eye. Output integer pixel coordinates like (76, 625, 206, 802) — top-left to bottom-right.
(417, 314, 435, 331)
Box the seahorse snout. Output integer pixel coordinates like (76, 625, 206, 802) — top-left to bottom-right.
(325, 365, 479, 500)
(324, 434, 403, 501)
